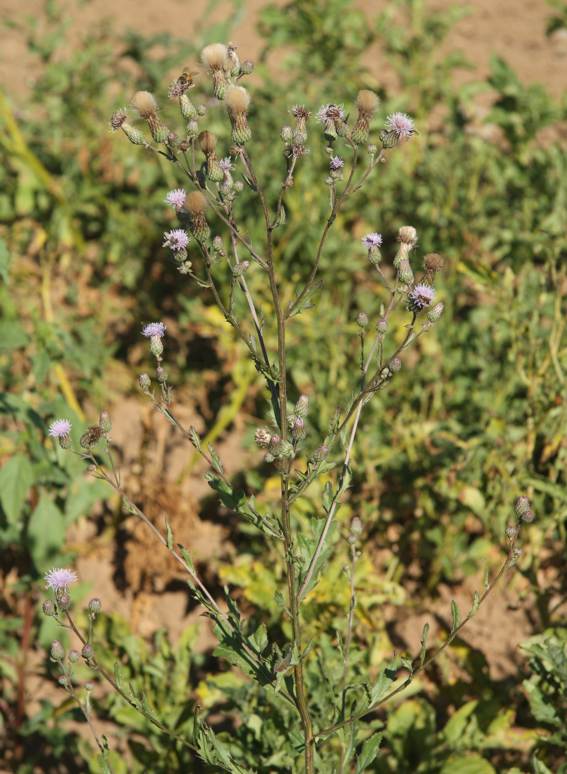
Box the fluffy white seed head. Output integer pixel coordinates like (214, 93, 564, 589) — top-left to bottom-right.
(186, 191, 208, 215)
(131, 90, 158, 118)
(225, 85, 250, 114)
(356, 89, 379, 114)
(201, 43, 229, 70)
(398, 226, 418, 246)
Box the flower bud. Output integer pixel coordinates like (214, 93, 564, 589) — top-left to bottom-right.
(389, 357, 402, 373)
(88, 598, 102, 616)
(50, 640, 65, 661)
(281, 126, 293, 144)
(506, 525, 519, 540)
(356, 312, 369, 328)
(57, 592, 71, 610)
(138, 373, 151, 392)
(514, 496, 531, 516)
(521, 509, 535, 523)
(377, 318, 388, 333)
(42, 600, 56, 616)
(68, 649, 80, 663)
(156, 366, 168, 383)
(241, 59, 254, 75)
(295, 395, 309, 417)
(82, 643, 94, 661)
(427, 302, 444, 322)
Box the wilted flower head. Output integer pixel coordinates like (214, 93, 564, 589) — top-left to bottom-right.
(255, 428, 272, 449)
(384, 112, 415, 140)
(45, 567, 78, 592)
(142, 322, 167, 338)
(362, 232, 383, 249)
(317, 104, 346, 124)
(48, 419, 72, 439)
(110, 108, 128, 131)
(163, 229, 189, 252)
(408, 284, 435, 311)
(165, 188, 187, 211)
(329, 155, 344, 171)
(292, 105, 310, 121)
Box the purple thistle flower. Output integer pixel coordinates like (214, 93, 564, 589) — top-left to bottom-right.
(408, 283, 435, 311)
(384, 112, 415, 140)
(329, 155, 344, 171)
(219, 157, 234, 173)
(142, 322, 167, 338)
(317, 104, 346, 124)
(44, 567, 78, 592)
(48, 419, 72, 439)
(163, 229, 189, 252)
(165, 188, 187, 211)
(362, 232, 383, 249)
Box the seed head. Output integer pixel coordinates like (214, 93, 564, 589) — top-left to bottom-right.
(356, 89, 379, 115)
(398, 226, 418, 246)
(186, 191, 208, 215)
(514, 495, 531, 516)
(201, 43, 229, 70)
(198, 131, 217, 154)
(131, 90, 158, 118)
(424, 252, 444, 273)
(225, 85, 250, 114)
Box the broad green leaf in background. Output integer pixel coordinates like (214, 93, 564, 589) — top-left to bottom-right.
(0, 454, 34, 525)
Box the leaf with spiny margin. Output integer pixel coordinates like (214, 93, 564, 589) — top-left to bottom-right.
(355, 732, 383, 773)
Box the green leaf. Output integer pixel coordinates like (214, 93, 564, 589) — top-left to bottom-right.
(0, 454, 34, 525)
(355, 732, 383, 773)
(450, 599, 460, 632)
(0, 320, 29, 351)
(440, 754, 495, 774)
(419, 622, 430, 667)
(27, 495, 66, 570)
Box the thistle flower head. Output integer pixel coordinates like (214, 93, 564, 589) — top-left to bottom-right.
(110, 108, 128, 131)
(131, 90, 158, 118)
(186, 191, 208, 215)
(317, 104, 346, 124)
(165, 188, 187, 211)
(142, 322, 167, 338)
(201, 43, 229, 70)
(48, 419, 72, 438)
(329, 155, 344, 171)
(225, 85, 250, 114)
(385, 112, 415, 140)
(44, 567, 78, 592)
(163, 229, 189, 252)
(424, 252, 444, 273)
(408, 283, 435, 311)
(291, 105, 311, 121)
(219, 157, 234, 173)
(255, 428, 272, 448)
(362, 232, 383, 249)
(356, 89, 379, 115)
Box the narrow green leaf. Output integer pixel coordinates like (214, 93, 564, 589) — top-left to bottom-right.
(355, 732, 383, 773)
(450, 600, 460, 632)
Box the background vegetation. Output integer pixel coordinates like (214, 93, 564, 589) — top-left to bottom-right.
(0, 0, 566, 771)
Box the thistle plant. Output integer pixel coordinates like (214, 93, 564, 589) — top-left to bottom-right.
(41, 42, 534, 773)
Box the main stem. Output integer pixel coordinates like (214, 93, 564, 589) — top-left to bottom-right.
(269, 259, 314, 772)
